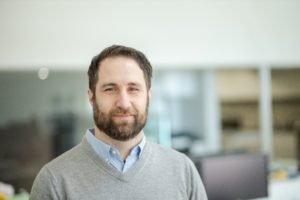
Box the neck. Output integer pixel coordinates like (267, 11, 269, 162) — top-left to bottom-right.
(94, 127, 144, 160)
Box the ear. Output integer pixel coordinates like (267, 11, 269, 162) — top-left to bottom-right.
(88, 89, 94, 106)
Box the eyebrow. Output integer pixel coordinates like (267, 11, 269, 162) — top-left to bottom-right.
(101, 83, 116, 88)
(128, 82, 143, 88)
(100, 82, 143, 88)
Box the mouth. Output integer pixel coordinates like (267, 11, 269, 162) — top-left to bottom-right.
(113, 114, 134, 120)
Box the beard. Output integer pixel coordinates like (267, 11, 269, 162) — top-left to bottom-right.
(92, 97, 149, 141)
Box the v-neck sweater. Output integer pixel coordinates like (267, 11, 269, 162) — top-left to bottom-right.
(30, 136, 207, 200)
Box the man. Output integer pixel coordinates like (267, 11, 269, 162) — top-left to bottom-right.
(30, 45, 207, 200)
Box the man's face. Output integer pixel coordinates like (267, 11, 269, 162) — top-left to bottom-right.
(88, 56, 150, 141)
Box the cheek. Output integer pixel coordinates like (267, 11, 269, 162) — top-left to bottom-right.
(95, 96, 114, 113)
(135, 96, 148, 111)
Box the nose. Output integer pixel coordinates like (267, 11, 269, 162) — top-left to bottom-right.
(116, 90, 131, 109)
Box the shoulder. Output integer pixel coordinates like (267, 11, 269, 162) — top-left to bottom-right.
(36, 141, 89, 180)
(47, 143, 84, 170)
(146, 141, 194, 167)
(145, 141, 207, 199)
(30, 143, 86, 199)
(147, 141, 186, 158)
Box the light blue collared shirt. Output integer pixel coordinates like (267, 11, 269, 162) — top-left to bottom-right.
(86, 128, 146, 173)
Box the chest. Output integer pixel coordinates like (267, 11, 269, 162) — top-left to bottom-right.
(60, 170, 188, 200)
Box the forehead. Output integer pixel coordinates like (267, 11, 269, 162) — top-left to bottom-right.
(97, 56, 146, 86)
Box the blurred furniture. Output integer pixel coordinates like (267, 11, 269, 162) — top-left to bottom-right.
(193, 153, 268, 200)
(253, 177, 300, 200)
(0, 120, 52, 192)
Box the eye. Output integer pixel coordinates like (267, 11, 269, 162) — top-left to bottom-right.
(129, 87, 139, 93)
(104, 87, 114, 92)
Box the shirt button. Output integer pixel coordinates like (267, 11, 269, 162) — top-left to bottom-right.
(112, 150, 116, 155)
(105, 158, 109, 162)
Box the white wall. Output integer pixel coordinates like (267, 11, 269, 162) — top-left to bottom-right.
(0, 0, 300, 70)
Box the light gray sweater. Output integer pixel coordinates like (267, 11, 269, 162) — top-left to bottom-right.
(30, 137, 207, 200)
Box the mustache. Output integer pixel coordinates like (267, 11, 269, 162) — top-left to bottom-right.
(111, 108, 136, 115)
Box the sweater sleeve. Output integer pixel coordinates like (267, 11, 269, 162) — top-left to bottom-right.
(186, 157, 208, 200)
(29, 166, 61, 200)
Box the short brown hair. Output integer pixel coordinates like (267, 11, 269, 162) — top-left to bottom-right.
(88, 45, 152, 94)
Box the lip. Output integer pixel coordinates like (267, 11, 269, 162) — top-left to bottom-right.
(113, 115, 133, 119)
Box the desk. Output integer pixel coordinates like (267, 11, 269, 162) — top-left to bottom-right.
(252, 177, 300, 200)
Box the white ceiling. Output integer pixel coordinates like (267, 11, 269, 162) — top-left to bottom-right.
(1, 0, 300, 70)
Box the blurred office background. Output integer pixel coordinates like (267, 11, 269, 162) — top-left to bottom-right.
(0, 0, 300, 199)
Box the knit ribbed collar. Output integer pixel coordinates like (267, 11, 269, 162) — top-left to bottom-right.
(79, 135, 152, 182)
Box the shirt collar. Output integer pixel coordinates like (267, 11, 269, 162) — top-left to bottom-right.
(85, 128, 146, 160)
